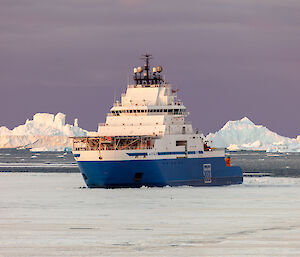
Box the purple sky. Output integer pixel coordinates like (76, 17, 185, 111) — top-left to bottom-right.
(1, 0, 300, 137)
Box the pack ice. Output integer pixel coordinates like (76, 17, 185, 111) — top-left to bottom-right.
(0, 113, 87, 151)
(206, 117, 300, 152)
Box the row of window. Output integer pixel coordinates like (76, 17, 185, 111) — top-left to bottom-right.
(111, 109, 185, 115)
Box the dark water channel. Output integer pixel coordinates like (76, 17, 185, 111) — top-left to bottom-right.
(0, 149, 300, 177)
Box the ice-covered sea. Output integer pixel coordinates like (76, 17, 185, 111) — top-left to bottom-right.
(0, 150, 300, 256)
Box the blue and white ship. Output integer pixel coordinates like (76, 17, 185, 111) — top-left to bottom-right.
(72, 54, 243, 188)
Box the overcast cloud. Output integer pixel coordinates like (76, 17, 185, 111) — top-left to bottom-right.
(1, 0, 300, 136)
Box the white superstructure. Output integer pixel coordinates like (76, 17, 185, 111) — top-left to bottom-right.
(98, 84, 192, 137)
(73, 54, 224, 162)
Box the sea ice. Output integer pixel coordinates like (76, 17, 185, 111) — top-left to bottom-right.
(0, 173, 299, 257)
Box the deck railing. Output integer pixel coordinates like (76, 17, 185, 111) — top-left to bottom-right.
(72, 136, 155, 151)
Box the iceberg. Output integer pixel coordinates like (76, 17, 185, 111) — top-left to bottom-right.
(4, 112, 87, 137)
(1, 113, 299, 152)
(0, 113, 88, 151)
(206, 117, 300, 152)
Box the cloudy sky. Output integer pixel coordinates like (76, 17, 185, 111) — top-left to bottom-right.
(1, 0, 300, 137)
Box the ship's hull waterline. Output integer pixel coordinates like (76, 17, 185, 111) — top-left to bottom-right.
(77, 157, 243, 188)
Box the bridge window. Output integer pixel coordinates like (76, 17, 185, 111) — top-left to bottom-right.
(176, 140, 187, 146)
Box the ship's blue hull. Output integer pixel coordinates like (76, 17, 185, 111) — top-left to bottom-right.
(77, 157, 243, 188)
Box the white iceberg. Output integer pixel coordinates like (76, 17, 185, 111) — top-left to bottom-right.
(0, 113, 88, 151)
(4, 112, 87, 137)
(1, 114, 299, 152)
(206, 117, 300, 152)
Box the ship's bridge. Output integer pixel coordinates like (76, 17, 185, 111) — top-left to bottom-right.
(97, 54, 193, 137)
(121, 83, 175, 106)
(110, 83, 186, 115)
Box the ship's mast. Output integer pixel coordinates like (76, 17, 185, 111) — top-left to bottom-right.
(141, 54, 151, 85)
(133, 54, 163, 86)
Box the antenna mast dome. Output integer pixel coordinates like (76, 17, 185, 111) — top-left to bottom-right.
(156, 66, 163, 73)
(132, 54, 164, 86)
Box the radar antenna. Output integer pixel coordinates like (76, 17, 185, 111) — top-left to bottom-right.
(133, 54, 164, 86)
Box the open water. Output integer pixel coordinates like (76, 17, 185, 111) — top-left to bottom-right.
(0, 149, 299, 256)
(1, 148, 300, 177)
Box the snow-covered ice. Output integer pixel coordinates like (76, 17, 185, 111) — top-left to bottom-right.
(0, 173, 299, 257)
(0, 113, 87, 151)
(206, 117, 300, 152)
